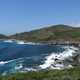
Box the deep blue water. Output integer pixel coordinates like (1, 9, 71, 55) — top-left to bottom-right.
(0, 41, 65, 75)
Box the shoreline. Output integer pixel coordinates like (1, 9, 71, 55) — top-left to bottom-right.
(1, 67, 80, 80)
(0, 40, 80, 76)
(0, 39, 80, 47)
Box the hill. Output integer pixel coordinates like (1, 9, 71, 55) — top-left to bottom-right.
(10, 24, 80, 42)
(0, 34, 8, 39)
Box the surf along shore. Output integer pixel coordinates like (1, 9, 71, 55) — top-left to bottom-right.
(0, 40, 80, 80)
(1, 39, 80, 69)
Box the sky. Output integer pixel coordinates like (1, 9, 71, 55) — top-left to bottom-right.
(0, 0, 80, 35)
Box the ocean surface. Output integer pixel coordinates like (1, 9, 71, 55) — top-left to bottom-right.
(0, 40, 79, 75)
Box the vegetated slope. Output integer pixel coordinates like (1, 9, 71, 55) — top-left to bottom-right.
(10, 24, 80, 42)
(1, 67, 80, 80)
(0, 34, 8, 39)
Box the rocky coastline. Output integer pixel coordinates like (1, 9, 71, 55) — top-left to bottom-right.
(1, 39, 80, 46)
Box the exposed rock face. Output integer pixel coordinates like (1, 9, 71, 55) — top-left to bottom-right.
(72, 54, 80, 66)
(65, 49, 80, 67)
(39, 46, 80, 69)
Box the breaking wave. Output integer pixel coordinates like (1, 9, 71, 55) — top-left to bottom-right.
(3, 40, 41, 45)
(0, 41, 79, 75)
(39, 46, 79, 69)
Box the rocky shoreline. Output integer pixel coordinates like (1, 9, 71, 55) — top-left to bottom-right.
(1, 39, 80, 46)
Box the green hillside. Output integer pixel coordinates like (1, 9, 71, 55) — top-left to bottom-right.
(1, 67, 80, 80)
(10, 24, 80, 42)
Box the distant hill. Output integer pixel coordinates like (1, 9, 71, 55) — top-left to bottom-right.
(0, 34, 8, 39)
(9, 24, 80, 42)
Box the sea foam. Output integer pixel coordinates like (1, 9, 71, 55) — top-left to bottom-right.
(0, 61, 9, 65)
(3, 40, 13, 43)
(39, 46, 79, 69)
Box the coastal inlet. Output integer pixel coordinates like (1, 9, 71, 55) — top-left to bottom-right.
(0, 40, 79, 75)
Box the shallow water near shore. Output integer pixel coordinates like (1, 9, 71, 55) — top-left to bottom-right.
(0, 40, 79, 75)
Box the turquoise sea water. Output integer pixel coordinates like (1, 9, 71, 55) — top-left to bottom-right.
(0, 40, 67, 75)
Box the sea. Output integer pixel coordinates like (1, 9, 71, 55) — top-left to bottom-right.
(0, 40, 79, 75)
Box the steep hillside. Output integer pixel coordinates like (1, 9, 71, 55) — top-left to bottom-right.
(10, 24, 80, 42)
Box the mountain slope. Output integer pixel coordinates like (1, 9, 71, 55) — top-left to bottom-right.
(0, 34, 8, 39)
(10, 24, 80, 42)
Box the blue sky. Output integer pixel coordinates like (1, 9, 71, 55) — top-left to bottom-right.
(0, 0, 80, 35)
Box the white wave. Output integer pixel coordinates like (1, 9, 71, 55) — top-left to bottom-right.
(16, 41, 41, 45)
(4, 40, 26, 44)
(16, 41, 25, 44)
(0, 56, 36, 66)
(3, 39, 43, 45)
(3, 40, 13, 43)
(62, 46, 78, 51)
(23, 67, 37, 71)
(0, 57, 24, 66)
(39, 46, 78, 69)
(15, 64, 23, 70)
(0, 61, 8, 65)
